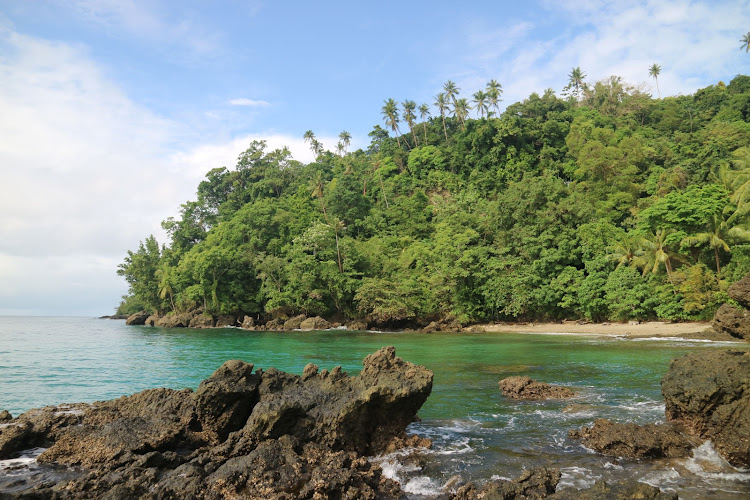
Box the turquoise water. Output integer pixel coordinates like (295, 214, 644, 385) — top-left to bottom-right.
(1, 317, 749, 498)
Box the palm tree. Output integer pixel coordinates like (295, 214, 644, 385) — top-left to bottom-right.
(303, 130, 316, 155)
(443, 80, 460, 106)
(311, 139, 324, 158)
(741, 32, 750, 52)
(339, 130, 351, 154)
(332, 217, 345, 273)
(381, 98, 402, 148)
(682, 209, 750, 275)
(335, 142, 344, 157)
(310, 171, 329, 223)
(473, 90, 488, 118)
(608, 234, 645, 268)
(453, 98, 471, 130)
(649, 63, 662, 98)
(434, 92, 449, 140)
(155, 266, 176, 312)
(568, 67, 586, 105)
(641, 228, 685, 287)
(402, 99, 418, 147)
(418, 103, 430, 142)
(486, 79, 503, 116)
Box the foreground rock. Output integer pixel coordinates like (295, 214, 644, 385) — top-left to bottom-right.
(0, 346, 433, 498)
(450, 468, 560, 499)
(499, 376, 575, 400)
(568, 419, 696, 459)
(125, 311, 150, 325)
(549, 479, 677, 500)
(662, 349, 750, 468)
(728, 273, 750, 309)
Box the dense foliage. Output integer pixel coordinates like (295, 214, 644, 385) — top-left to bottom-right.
(118, 75, 750, 326)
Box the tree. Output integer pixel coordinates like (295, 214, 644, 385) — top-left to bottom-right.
(310, 171, 330, 223)
(381, 98, 402, 148)
(335, 142, 345, 156)
(473, 90, 488, 118)
(486, 79, 503, 116)
(339, 130, 351, 154)
(741, 32, 750, 52)
(402, 99, 418, 147)
(303, 130, 315, 145)
(608, 233, 645, 269)
(434, 92, 449, 140)
(418, 103, 430, 142)
(649, 63, 662, 98)
(641, 228, 684, 286)
(443, 80, 460, 106)
(567, 67, 586, 105)
(453, 98, 471, 130)
(682, 208, 750, 275)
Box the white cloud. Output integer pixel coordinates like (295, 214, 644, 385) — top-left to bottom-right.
(228, 98, 271, 107)
(452, 0, 750, 109)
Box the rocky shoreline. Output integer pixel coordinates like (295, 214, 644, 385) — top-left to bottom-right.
(4, 345, 748, 498)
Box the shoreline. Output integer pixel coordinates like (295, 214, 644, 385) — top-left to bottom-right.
(470, 321, 737, 340)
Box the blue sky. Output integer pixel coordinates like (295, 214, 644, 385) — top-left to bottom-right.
(1, 0, 749, 316)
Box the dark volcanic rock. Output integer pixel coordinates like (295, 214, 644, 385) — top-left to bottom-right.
(712, 303, 750, 340)
(125, 311, 150, 325)
(550, 479, 677, 499)
(729, 274, 750, 309)
(450, 468, 561, 499)
(568, 418, 696, 459)
(1, 346, 432, 498)
(499, 376, 575, 400)
(662, 349, 750, 467)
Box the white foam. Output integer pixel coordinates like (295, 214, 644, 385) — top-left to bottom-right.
(558, 466, 599, 489)
(403, 476, 442, 496)
(682, 441, 750, 480)
(0, 447, 46, 473)
(639, 468, 681, 488)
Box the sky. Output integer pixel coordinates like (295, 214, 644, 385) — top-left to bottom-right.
(1, 0, 749, 316)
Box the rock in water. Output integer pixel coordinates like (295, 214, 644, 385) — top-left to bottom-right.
(124, 311, 150, 325)
(712, 303, 750, 340)
(568, 418, 696, 459)
(662, 349, 750, 468)
(549, 479, 677, 499)
(299, 316, 330, 330)
(499, 376, 575, 399)
(0, 346, 432, 498)
(728, 274, 750, 309)
(451, 468, 561, 499)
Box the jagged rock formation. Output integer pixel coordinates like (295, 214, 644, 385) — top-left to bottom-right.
(568, 419, 696, 459)
(0, 346, 433, 498)
(125, 311, 149, 325)
(499, 376, 575, 400)
(662, 349, 750, 468)
(712, 272, 750, 340)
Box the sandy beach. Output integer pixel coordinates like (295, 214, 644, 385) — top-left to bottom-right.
(471, 321, 736, 340)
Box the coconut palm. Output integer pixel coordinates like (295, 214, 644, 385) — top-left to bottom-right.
(381, 98, 402, 148)
(640, 228, 685, 287)
(443, 80, 460, 106)
(473, 90, 488, 118)
(402, 99, 418, 147)
(418, 103, 430, 142)
(741, 32, 750, 52)
(303, 130, 315, 152)
(649, 63, 662, 98)
(567, 67, 586, 105)
(434, 92, 449, 140)
(453, 98, 471, 130)
(311, 139, 324, 158)
(486, 79, 503, 116)
(608, 234, 645, 268)
(335, 142, 345, 157)
(310, 170, 329, 223)
(339, 130, 351, 154)
(682, 209, 750, 275)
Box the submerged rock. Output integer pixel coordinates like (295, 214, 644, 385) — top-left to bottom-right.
(450, 468, 561, 499)
(499, 376, 575, 400)
(662, 349, 750, 468)
(568, 418, 696, 459)
(0, 346, 432, 498)
(550, 479, 677, 499)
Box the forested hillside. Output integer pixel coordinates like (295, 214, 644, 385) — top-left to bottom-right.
(118, 75, 750, 327)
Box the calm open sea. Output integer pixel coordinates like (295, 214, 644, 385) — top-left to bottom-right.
(1, 316, 749, 498)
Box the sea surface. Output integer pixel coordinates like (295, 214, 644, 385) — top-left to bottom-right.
(1, 316, 750, 498)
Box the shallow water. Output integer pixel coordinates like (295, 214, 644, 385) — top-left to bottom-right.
(1, 316, 749, 497)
